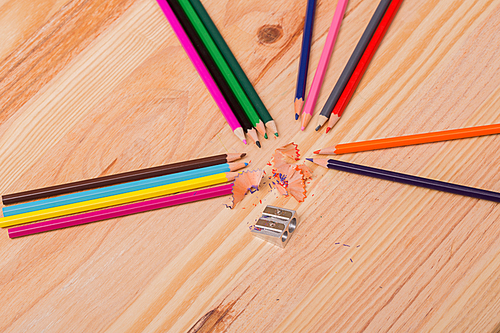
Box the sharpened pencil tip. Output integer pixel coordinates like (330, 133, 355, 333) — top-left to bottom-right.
(295, 113, 299, 120)
(241, 153, 247, 157)
(244, 163, 249, 166)
(306, 158, 313, 163)
(264, 133, 268, 139)
(315, 125, 321, 131)
(243, 140, 248, 145)
(325, 127, 331, 133)
(274, 133, 279, 138)
(256, 141, 261, 148)
(313, 150, 320, 154)
(301, 126, 305, 131)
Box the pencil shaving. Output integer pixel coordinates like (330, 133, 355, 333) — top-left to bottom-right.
(269, 143, 311, 202)
(296, 164, 312, 179)
(272, 165, 307, 202)
(271, 142, 300, 170)
(229, 143, 311, 207)
(226, 169, 263, 209)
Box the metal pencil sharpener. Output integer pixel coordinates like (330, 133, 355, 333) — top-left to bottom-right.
(250, 206, 298, 248)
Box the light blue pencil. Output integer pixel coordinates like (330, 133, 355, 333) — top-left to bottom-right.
(2, 162, 247, 216)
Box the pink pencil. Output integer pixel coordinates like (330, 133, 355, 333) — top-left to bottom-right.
(300, 0, 349, 131)
(8, 184, 234, 238)
(155, 0, 246, 144)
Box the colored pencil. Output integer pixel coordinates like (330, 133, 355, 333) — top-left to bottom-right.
(314, 0, 391, 131)
(295, 0, 317, 121)
(177, 0, 267, 138)
(165, 0, 260, 147)
(0, 172, 238, 228)
(315, 123, 500, 155)
(326, 0, 403, 132)
(3, 162, 246, 216)
(8, 184, 234, 238)
(154, 0, 246, 144)
(2, 153, 245, 205)
(300, 0, 348, 129)
(189, 0, 278, 138)
(307, 158, 500, 203)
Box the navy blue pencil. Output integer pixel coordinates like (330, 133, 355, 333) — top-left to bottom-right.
(307, 158, 500, 203)
(295, 0, 317, 120)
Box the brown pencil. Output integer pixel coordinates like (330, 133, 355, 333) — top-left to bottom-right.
(2, 153, 245, 205)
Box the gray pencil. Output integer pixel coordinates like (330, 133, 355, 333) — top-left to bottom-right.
(315, 0, 392, 131)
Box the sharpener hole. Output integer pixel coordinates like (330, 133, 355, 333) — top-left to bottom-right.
(288, 218, 296, 234)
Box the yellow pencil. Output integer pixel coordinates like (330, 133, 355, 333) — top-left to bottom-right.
(0, 172, 238, 228)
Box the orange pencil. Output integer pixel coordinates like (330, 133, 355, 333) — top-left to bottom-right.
(314, 123, 500, 155)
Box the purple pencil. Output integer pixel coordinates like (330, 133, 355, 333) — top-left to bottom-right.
(8, 184, 233, 238)
(155, 0, 246, 144)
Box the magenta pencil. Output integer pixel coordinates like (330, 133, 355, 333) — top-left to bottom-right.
(300, 0, 349, 131)
(8, 184, 233, 238)
(155, 0, 246, 144)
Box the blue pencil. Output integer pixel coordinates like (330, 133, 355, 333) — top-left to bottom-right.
(295, 0, 317, 120)
(308, 158, 500, 203)
(2, 162, 247, 216)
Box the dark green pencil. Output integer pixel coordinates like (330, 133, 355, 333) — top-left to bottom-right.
(177, 0, 266, 138)
(188, 0, 278, 137)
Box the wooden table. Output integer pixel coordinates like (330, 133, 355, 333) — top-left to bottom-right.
(2, 0, 500, 331)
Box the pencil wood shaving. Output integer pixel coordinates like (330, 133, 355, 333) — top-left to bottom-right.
(272, 165, 307, 202)
(270, 142, 311, 202)
(226, 169, 263, 209)
(228, 143, 311, 208)
(270, 142, 300, 171)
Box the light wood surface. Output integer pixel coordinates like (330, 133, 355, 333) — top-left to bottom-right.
(2, 0, 500, 332)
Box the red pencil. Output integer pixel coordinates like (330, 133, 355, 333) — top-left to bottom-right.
(326, 0, 404, 133)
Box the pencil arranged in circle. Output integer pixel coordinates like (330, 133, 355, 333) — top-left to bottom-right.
(326, 0, 404, 133)
(189, 0, 278, 138)
(314, 0, 392, 131)
(295, 0, 317, 121)
(2, 153, 245, 205)
(3, 163, 247, 216)
(177, 0, 267, 138)
(300, 0, 348, 130)
(165, 0, 261, 148)
(154, 0, 246, 144)
(0, 172, 239, 228)
(315, 123, 500, 155)
(8, 184, 234, 238)
(307, 158, 500, 203)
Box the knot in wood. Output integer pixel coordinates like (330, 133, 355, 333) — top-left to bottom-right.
(257, 24, 283, 44)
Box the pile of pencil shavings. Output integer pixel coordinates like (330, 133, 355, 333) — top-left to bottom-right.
(226, 143, 311, 209)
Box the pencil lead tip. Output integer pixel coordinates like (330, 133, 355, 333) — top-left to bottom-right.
(301, 126, 305, 131)
(264, 133, 268, 139)
(306, 158, 314, 163)
(241, 153, 247, 157)
(274, 133, 279, 138)
(295, 113, 299, 120)
(325, 127, 331, 134)
(243, 140, 248, 145)
(256, 141, 261, 148)
(313, 150, 320, 154)
(315, 125, 321, 131)
(244, 163, 249, 166)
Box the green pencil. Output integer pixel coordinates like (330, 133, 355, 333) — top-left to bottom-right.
(177, 0, 267, 138)
(188, 0, 278, 138)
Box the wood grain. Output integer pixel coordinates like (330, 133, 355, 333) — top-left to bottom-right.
(2, 0, 500, 332)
